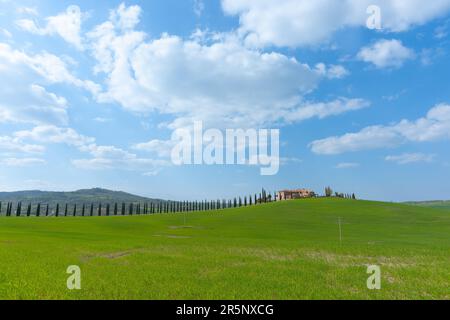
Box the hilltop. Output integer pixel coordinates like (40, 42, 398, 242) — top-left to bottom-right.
(0, 188, 163, 206)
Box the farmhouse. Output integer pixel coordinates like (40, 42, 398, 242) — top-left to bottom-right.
(277, 189, 315, 200)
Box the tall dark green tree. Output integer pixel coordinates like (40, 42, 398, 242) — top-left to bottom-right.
(73, 204, 77, 217)
(26, 203, 31, 217)
(55, 203, 60, 217)
(64, 204, 68, 216)
(82, 204, 85, 216)
(106, 203, 110, 216)
(36, 203, 41, 217)
(98, 203, 102, 216)
(46, 204, 49, 216)
(90, 203, 94, 216)
(114, 203, 118, 216)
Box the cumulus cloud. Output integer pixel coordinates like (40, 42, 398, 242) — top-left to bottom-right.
(385, 153, 435, 164)
(14, 125, 170, 174)
(310, 104, 450, 155)
(357, 39, 415, 68)
(221, 0, 450, 47)
(314, 63, 350, 79)
(132, 139, 176, 158)
(0, 135, 44, 154)
(16, 5, 85, 50)
(110, 3, 141, 30)
(86, 4, 364, 131)
(14, 125, 95, 150)
(0, 42, 100, 125)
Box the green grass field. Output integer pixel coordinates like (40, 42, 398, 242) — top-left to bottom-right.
(0, 198, 449, 300)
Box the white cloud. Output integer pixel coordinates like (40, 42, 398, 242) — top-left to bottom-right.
(0, 157, 46, 167)
(357, 39, 415, 68)
(14, 125, 95, 151)
(110, 3, 141, 31)
(193, 0, 205, 17)
(17, 6, 38, 16)
(132, 139, 175, 158)
(16, 5, 84, 50)
(0, 42, 100, 124)
(0, 28, 12, 38)
(221, 0, 450, 47)
(315, 64, 350, 79)
(0, 135, 44, 154)
(282, 98, 369, 123)
(434, 20, 450, 39)
(87, 4, 364, 130)
(385, 153, 435, 164)
(335, 162, 360, 169)
(14, 125, 170, 174)
(310, 104, 450, 155)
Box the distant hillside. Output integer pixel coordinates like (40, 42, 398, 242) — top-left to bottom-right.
(0, 188, 164, 206)
(404, 200, 450, 210)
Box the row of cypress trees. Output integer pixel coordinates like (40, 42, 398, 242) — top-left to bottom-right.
(0, 189, 278, 217)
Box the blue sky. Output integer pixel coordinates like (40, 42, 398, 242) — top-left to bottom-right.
(1, 0, 450, 201)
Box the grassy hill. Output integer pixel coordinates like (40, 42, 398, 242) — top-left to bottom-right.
(404, 200, 450, 210)
(0, 188, 163, 206)
(0, 198, 448, 300)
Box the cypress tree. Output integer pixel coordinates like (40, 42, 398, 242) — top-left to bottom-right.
(0, 201, 2, 215)
(26, 203, 31, 217)
(114, 203, 118, 216)
(36, 203, 41, 217)
(64, 204, 68, 216)
(46, 204, 49, 216)
(55, 203, 60, 217)
(90, 203, 94, 216)
(82, 204, 85, 217)
(121, 202, 125, 215)
(73, 204, 77, 217)
(106, 203, 110, 216)
(129, 203, 133, 215)
(16, 202, 22, 217)
(98, 203, 102, 216)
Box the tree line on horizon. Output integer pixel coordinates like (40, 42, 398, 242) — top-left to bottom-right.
(324, 186, 356, 200)
(0, 187, 358, 218)
(0, 188, 279, 217)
